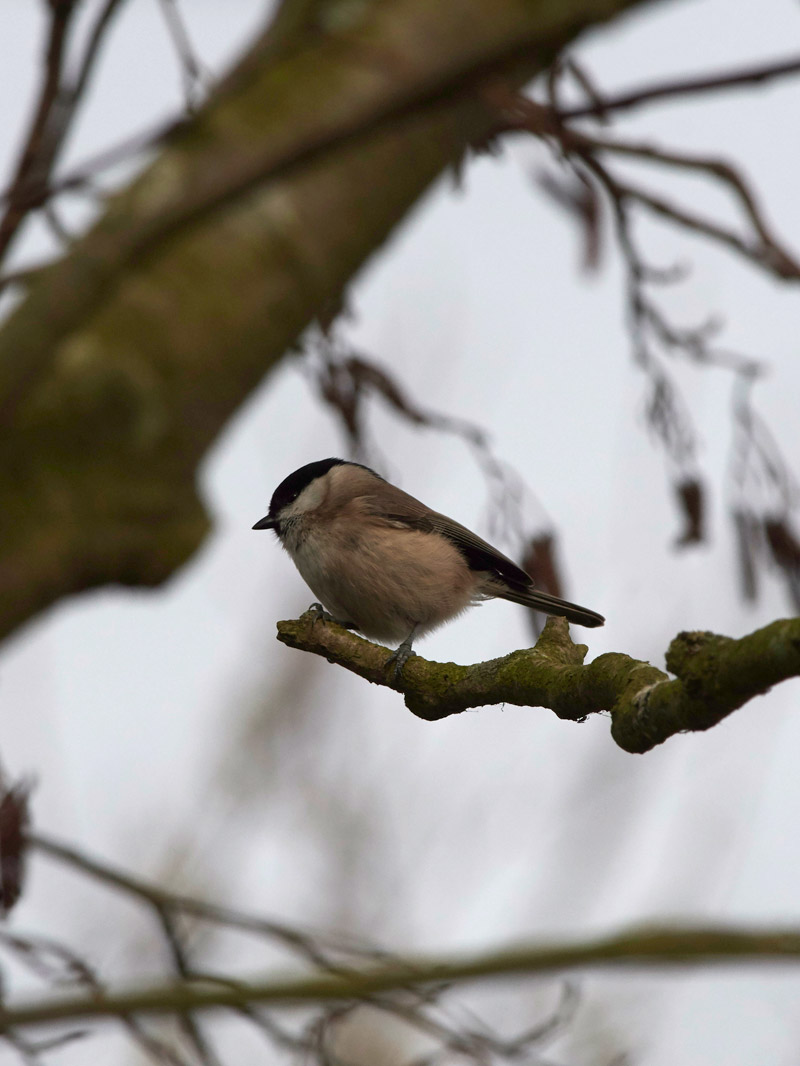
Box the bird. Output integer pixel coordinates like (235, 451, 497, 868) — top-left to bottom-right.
(253, 458, 604, 675)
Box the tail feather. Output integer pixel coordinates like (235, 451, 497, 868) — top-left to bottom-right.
(492, 585, 605, 628)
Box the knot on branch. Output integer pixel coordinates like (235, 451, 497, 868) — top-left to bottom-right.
(665, 629, 732, 676)
(531, 614, 588, 666)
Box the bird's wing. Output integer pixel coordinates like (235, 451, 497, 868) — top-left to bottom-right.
(360, 485, 605, 628)
(362, 487, 533, 592)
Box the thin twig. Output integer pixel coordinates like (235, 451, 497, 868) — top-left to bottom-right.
(560, 54, 800, 120)
(27, 832, 391, 973)
(617, 176, 796, 279)
(73, 0, 132, 100)
(305, 329, 550, 548)
(486, 80, 800, 565)
(0, 928, 190, 1066)
(0, 2, 75, 263)
(489, 89, 800, 283)
(153, 907, 223, 1066)
(157, 0, 209, 109)
(576, 151, 700, 468)
(566, 130, 800, 279)
(0, 0, 131, 265)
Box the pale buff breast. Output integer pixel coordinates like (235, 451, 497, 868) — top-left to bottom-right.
(294, 516, 475, 643)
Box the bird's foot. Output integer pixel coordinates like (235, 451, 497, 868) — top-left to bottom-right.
(307, 604, 357, 630)
(308, 602, 334, 625)
(385, 629, 417, 683)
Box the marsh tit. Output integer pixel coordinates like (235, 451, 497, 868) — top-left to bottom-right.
(253, 458, 604, 674)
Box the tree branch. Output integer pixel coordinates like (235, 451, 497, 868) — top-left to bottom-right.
(487, 90, 800, 283)
(0, 0, 130, 266)
(0, 0, 650, 647)
(3, 924, 800, 1032)
(276, 612, 800, 753)
(28, 830, 399, 973)
(0, 0, 75, 264)
(566, 130, 800, 279)
(560, 53, 800, 120)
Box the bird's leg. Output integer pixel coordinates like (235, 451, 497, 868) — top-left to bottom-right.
(385, 624, 419, 681)
(307, 603, 357, 629)
(308, 602, 334, 624)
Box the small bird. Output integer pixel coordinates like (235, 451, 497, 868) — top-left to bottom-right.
(253, 458, 604, 675)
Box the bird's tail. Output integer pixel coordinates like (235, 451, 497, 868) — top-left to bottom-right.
(494, 586, 605, 628)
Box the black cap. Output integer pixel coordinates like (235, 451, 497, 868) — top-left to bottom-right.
(252, 458, 362, 532)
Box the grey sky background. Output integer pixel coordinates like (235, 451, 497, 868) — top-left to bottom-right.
(2, 1, 800, 1063)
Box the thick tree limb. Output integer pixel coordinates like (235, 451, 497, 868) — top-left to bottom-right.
(276, 612, 800, 753)
(0, 0, 651, 645)
(2, 924, 800, 1032)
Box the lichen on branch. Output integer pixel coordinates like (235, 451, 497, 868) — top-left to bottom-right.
(276, 611, 800, 752)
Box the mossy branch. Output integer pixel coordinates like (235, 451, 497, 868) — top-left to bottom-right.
(276, 612, 800, 753)
(2, 924, 800, 1032)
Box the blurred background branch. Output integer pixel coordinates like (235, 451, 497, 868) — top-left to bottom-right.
(0, 819, 581, 1064)
(1, 813, 799, 1059)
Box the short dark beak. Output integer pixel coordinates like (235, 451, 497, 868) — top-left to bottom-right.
(252, 515, 277, 531)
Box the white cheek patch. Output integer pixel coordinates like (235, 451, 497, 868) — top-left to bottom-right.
(282, 477, 326, 519)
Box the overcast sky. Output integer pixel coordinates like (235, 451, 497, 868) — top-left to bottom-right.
(2, 1, 800, 1063)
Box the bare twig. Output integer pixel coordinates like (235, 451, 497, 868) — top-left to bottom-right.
(0, 0, 131, 265)
(568, 130, 800, 279)
(729, 376, 800, 609)
(0, 115, 186, 213)
(19, 831, 575, 1065)
(304, 329, 550, 550)
(157, 0, 209, 110)
(192, 975, 307, 1055)
(485, 81, 800, 577)
(488, 89, 800, 284)
(575, 149, 702, 495)
(561, 57, 610, 122)
(730, 377, 800, 507)
(0, 1, 75, 263)
(537, 165, 602, 270)
(617, 175, 797, 280)
(152, 908, 222, 1066)
(73, 0, 131, 100)
(27, 832, 391, 974)
(560, 54, 800, 120)
(0, 928, 190, 1066)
